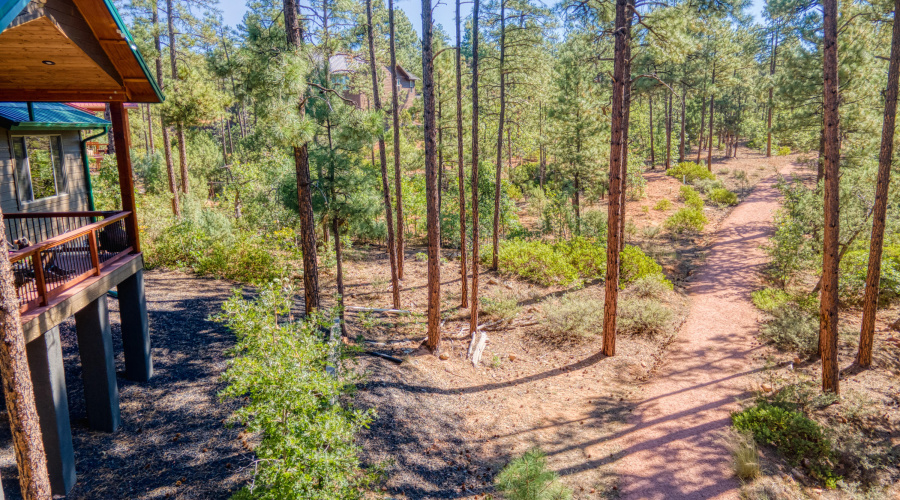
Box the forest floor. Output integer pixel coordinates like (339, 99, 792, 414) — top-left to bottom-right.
(348, 146, 803, 499)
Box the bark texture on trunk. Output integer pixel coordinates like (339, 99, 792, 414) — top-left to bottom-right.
(491, 0, 506, 271)
(0, 211, 52, 499)
(679, 88, 686, 163)
(707, 63, 715, 170)
(469, 0, 481, 335)
(166, 0, 189, 195)
(602, 0, 630, 357)
(858, 0, 900, 367)
(154, 1, 179, 217)
(767, 26, 779, 158)
(696, 95, 706, 163)
(388, 0, 405, 280)
(367, 0, 401, 309)
(455, 0, 468, 308)
(820, 0, 841, 393)
(665, 91, 673, 169)
(649, 93, 655, 168)
(422, 0, 442, 353)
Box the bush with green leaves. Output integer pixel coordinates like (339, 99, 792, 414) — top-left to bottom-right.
(627, 274, 674, 299)
(750, 288, 792, 312)
(664, 208, 707, 234)
(708, 188, 739, 207)
(481, 294, 520, 321)
(215, 281, 376, 499)
(733, 403, 839, 488)
(579, 210, 608, 242)
(839, 245, 900, 303)
(617, 296, 673, 336)
(693, 178, 726, 195)
(544, 295, 601, 339)
(620, 245, 670, 287)
(679, 185, 704, 210)
(667, 161, 716, 183)
(760, 306, 819, 355)
(495, 448, 572, 500)
(776, 146, 791, 156)
(490, 239, 579, 286)
(653, 199, 673, 211)
(556, 237, 606, 280)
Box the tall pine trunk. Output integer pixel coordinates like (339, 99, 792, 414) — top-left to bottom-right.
(767, 26, 779, 158)
(602, 0, 630, 357)
(665, 91, 673, 169)
(422, 0, 442, 353)
(388, 0, 406, 279)
(470, 0, 481, 335)
(455, 0, 468, 308)
(166, 0, 188, 195)
(284, 0, 320, 314)
(154, 0, 179, 217)
(649, 93, 655, 169)
(491, 0, 506, 271)
(0, 210, 52, 499)
(819, 0, 841, 393)
(707, 61, 716, 170)
(679, 87, 686, 163)
(367, 0, 401, 309)
(858, 0, 900, 367)
(696, 95, 706, 163)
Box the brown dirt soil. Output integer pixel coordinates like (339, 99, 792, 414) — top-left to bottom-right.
(0, 271, 251, 499)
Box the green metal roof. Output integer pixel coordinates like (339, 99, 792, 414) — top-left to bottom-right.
(0, 102, 110, 130)
(0, 0, 29, 33)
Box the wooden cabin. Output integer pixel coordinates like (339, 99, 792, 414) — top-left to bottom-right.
(328, 53, 419, 112)
(0, 0, 162, 496)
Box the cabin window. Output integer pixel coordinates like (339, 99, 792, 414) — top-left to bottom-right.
(12, 135, 67, 203)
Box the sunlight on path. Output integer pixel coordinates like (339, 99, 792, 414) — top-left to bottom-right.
(614, 158, 793, 500)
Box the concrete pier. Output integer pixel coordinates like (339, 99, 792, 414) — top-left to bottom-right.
(117, 270, 152, 381)
(26, 326, 76, 496)
(74, 296, 120, 432)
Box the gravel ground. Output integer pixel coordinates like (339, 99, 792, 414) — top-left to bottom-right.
(0, 270, 251, 499)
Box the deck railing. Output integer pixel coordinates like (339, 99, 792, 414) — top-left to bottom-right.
(6, 211, 133, 312)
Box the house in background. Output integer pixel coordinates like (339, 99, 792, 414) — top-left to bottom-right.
(327, 53, 419, 112)
(0, 0, 162, 495)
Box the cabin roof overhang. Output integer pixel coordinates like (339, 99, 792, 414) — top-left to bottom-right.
(0, 101, 110, 130)
(0, 0, 163, 103)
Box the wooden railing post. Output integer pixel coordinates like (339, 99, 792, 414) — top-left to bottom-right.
(109, 104, 141, 254)
(88, 230, 100, 276)
(31, 253, 47, 306)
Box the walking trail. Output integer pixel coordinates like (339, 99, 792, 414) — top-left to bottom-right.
(614, 158, 794, 499)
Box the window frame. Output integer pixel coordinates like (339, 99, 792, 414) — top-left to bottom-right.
(11, 134, 69, 208)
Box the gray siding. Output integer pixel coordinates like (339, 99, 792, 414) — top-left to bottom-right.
(0, 127, 90, 214)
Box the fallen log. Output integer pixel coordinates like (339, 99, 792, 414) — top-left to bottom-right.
(366, 351, 404, 364)
(346, 306, 411, 314)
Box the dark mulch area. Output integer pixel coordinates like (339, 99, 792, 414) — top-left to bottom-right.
(0, 269, 251, 499)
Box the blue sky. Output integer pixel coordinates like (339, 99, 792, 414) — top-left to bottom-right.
(218, 0, 767, 34)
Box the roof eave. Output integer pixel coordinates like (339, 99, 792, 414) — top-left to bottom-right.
(102, 0, 164, 102)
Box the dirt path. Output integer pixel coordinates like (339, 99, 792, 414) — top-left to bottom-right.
(614, 156, 796, 499)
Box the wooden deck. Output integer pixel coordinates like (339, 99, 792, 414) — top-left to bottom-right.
(4, 210, 143, 341)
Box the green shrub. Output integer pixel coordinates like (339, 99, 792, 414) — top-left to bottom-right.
(679, 185, 704, 210)
(481, 294, 520, 321)
(491, 240, 579, 286)
(620, 245, 668, 287)
(617, 297, 673, 336)
(751, 288, 791, 312)
(760, 306, 819, 355)
(556, 237, 606, 280)
(215, 281, 376, 499)
(693, 178, 726, 195)
(733, 403, 839, 488)
(667, 161, 716, 182)
(580, 210, 608, 243)
(653, 199, 673, 211)
(627, 274, 674, 299)
(664, 208, 707, 234)
(777, 146, 791, 156)
(495, 448, 572, 500)
(708, 188, 739, 207)
(840, 246, 900, 302)
(544, 295, 601, 339)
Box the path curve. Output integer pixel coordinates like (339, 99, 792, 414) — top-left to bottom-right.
(614, 163, 790, 499)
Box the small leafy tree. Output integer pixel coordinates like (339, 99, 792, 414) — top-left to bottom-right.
(495, 448, 572, 500)
(216, 281, 375, 499)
